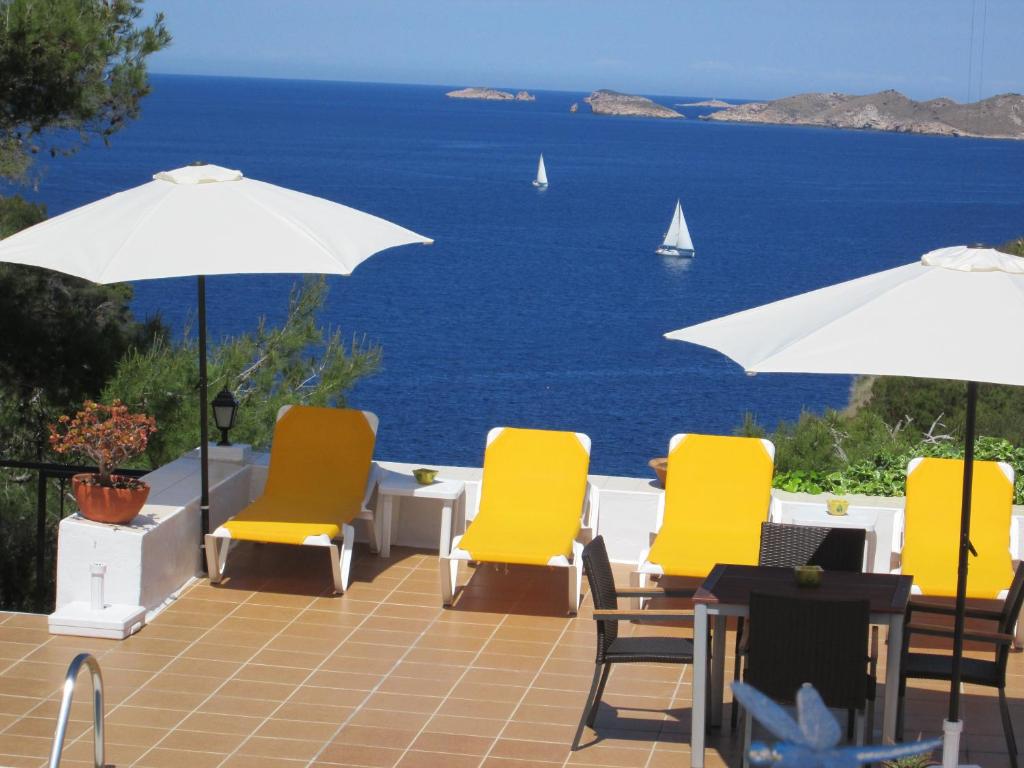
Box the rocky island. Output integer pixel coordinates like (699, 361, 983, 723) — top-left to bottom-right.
(703, 89, 1024, 139)
(446, 87, 535, 101)
(678, 99, 734, 108)
(584, 90, 682, 119)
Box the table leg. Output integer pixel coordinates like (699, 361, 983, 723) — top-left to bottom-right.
(692, 604, 708, 768)
(380, 495, 394, 558)
(710, 614, 727, 728)
(439, 500, 453, 557)
(883, 613, 904, 743)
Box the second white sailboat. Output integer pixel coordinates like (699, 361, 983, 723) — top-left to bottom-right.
(532, 153, 548, 188)
(656, 199, 694, 257)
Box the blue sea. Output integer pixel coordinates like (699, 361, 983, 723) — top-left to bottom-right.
(18, 75, 1024, 476)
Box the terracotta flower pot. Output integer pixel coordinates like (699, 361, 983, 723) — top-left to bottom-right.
(71, 473, 150, 525)
(648, 457, 668, 487)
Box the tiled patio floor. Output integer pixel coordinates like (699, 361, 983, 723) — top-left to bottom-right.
(0, 544, 1020, 768)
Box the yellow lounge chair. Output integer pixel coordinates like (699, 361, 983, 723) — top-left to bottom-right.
(902, 457, 1016, 599)
(637, 433, 775, 585)
(205, 405, 380, 594)
(440, 427, 598, 615)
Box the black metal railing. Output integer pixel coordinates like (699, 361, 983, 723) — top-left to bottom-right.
(0, 460, 147, 613)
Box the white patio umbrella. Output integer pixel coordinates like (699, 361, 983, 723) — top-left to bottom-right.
(0, 164, 432, 565)
(666, 244, 1024, 768)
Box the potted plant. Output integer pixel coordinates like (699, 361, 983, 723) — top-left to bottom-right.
(49, 400, 158, 525)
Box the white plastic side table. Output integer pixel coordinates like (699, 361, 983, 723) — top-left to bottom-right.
(376, 472, 466, 557)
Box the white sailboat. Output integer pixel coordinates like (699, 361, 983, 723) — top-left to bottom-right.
(532, 154, 548, 188)
(656, 199, 695, 257)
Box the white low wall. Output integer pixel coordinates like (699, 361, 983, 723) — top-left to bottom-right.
(54, 452, 252, 620)
(51, 448, 1024, 639)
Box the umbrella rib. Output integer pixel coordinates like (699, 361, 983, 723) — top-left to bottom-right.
(738, 268, 924, 372)
(95, 186, 174, 284)
(234, 185, 349, 268)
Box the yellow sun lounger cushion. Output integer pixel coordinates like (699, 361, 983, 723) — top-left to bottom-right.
(221, 405, 376, 545)
(647, 433, 774, 577)
(903, 456, 1014, 599)
(458, 427, 590, 566)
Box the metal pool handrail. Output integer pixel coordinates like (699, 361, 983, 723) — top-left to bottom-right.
(48, 653, 104, 768)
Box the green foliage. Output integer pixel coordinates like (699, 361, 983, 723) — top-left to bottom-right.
(0, 0, 170, 180)
(862, 377, 1024, 447)
(745, 408, 913, 476)
(773, 436, 1024, 504)
(0, 194, 45, 237)
(103, 276, 382, 469)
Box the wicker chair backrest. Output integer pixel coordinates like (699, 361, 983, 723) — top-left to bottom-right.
(747, 591, 870, 711)
(996, 562, 1024, 674)
(758, 522, 866, 572)
(582, 536, 618, 655)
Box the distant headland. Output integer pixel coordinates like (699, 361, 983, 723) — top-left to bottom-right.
(703, 89, 1024, 140)
(677, 99, 734, 108)
(446, 87, 535, 101)
(583, 90, 682, 119)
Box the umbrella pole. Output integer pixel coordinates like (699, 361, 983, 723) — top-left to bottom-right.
(943, 379, 978, 768)
(198, 275, 211, 573)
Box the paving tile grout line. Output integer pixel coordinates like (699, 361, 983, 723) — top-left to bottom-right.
(214, 558, 428, 768)
(302, 560, 507, 767)
(643, 647, 692, 768)
(383, 607, 510, 768)
(139, 557, 415, 768)
(84, 582, 289, 766)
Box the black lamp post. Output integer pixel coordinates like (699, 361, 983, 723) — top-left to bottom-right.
(211, 388, 239, 446)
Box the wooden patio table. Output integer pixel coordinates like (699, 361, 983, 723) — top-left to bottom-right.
(689, 563, 913, 768)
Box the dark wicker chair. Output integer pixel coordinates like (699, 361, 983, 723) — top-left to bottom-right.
(758, 522, 867, 572)
(731, 522, 868, 729)
(897, 561, 1024, 768)
(572, 535, 696, 750)
(742, 591, 876, 765)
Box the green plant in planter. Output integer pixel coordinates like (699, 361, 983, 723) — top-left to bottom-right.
(48, 400, 157, 524)
(49, 400, 156, 487)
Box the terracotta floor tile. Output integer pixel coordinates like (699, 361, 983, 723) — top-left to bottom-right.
(255, 716, 342, 742)
(331, 723, 420, 750)
(425, 714, 507, 738)
(135, 748, 240, 768)
(416, 731, 500, 757)
(236, 734, 324, 760)
(397, 750, 481, 768)
(220, 753, 307, 765)
(315, 742, 404, 767)
(157, 727, 247, 753)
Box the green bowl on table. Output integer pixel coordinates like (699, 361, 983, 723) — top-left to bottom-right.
(412, 467, 438, 485)
(794, 565, 823, 588)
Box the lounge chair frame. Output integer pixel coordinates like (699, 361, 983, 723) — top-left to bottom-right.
(205, 406, 382, 594)
(439, 427, 599, 615)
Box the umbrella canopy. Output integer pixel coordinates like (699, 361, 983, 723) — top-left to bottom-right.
(667, 245, 1024, 385)
(0, 163, 432, 567)
(0, 164, 432, 281)
(666, 245, 1024, 765)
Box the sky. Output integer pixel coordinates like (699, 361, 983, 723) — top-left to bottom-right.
(147, 1, 1022, 101)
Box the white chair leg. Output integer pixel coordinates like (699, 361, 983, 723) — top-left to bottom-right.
(329, 544, 343, 594)
(635, 570, 649, 608)
(569, 541, 584, 615)
(440, 555, 458, 606)
(367, 508, 381, 555)
(205, 534, 227, 583)
(339, 523, 355, 592)
(854, 710, 866, 745)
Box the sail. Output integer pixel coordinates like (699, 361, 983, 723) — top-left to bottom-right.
(536, 154, 548, 185)
(675, 201, 694, 251)
(663, 200, 694, 250)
